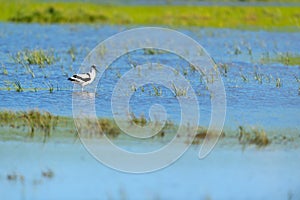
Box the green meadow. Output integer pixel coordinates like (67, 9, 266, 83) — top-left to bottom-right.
(0, 1, 299, 31)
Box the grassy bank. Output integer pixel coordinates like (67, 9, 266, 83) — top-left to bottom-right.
(0, 109, 275, 148)
(0, 1, 299, 30)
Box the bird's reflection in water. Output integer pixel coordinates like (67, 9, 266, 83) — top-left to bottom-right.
(72, 91, 100, 138)
(72, 91, 96, 99)
(72, 91, 96, 118)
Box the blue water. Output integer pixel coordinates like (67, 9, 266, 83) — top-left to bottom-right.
(0, 22, 300, 200)
(0, 23, 299, 130)
(1, 141, 300, 200)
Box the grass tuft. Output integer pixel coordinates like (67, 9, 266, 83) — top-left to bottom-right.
(130, 113, 147, 127)
(98, 118, 121, 138)
(12, 48, 56, 68)
(238, 126, 270, 149)
(143, 48, 167, 55)
(14, 80, 23, 92)
(276, 77, 282, 88)
(0, 110, 59, 142)
(67, 46, 77, 62)
(1, 63, 8, 75)
(152, 85, 162, 96)
(44, 81, 54, 93)
(172, 83, 187, 97)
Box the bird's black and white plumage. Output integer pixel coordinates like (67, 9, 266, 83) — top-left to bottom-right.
(68, 65, 98, 91)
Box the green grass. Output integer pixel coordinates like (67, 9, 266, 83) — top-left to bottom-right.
(0, 1, 299, 30)
(261, 52, 300, 66)
(0, 110, 129, 140)
(274, 53, 300, 66)
(12, 48, 57, 68)
(0, 110, 60, 141)
(0, 110, 292, 150)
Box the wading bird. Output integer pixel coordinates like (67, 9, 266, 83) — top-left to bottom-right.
(68, 65, 98, 92)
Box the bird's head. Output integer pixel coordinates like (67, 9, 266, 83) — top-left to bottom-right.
(91, 65, 99, 72)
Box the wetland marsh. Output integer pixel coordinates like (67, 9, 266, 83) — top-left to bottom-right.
(0, 1, 300, 199)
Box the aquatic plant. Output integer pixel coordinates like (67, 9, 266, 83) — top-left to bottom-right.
(234, 46, 242, 55)
(12, 48, 56, 68)
(98, 118, 121, 138)
(44, 81, 54, 93)
(219, 63, 228, 76)
(1, 63, 8, 75)
(42, 169, 54, 179)
(7, 173, 18, 181)
(264, 74, 271, 83)
(189, 64, 197, 72)
(21, 110, 59, 141)
(240, 72, 248, 82)
(0, 110, 124, 140)
(21, 62, 35, 78)
(276, 77, 282, 88)
(143, 48, 167, 55)
(131, 84, 137, 92)
(0, 110, 17, 125)
(130, 113, 147, 127)
(183, 69, 188, 76)
(67, 46, 77, 62)
(6, 172, 24, 182)
(171, 83, 187, 97)
(192, 127, 225, 145)
(238, 126, 270, 149)
(254, 71, 263, 84)
(247, 46, 252, 56)
(261, 52, 300, 66)
(152, 85, 162, 96)
(192, 128, 207, 145)
(0, 110, 59, 141)
(294, 75, 300, 83)
(116, 71, 122, 78)
(79, 118, 122, 138)
(13, 80, 23, 92)
(277, 52, 300, 66)
(97, 45, 107, 58)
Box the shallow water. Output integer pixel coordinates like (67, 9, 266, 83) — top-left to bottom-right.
(0, 23, 299, 131)
(0, 22, 300, 199)
(1, 141, 300, 200)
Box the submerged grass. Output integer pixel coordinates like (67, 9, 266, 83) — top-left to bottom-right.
(0, 1, 299, 30)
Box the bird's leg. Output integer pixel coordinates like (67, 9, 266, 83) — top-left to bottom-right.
(81, 86, 83, 92)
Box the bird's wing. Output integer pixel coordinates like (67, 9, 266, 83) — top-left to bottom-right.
(71, 73, 91, 82)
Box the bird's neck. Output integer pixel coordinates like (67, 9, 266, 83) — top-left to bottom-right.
(90, 69, 96, 75)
